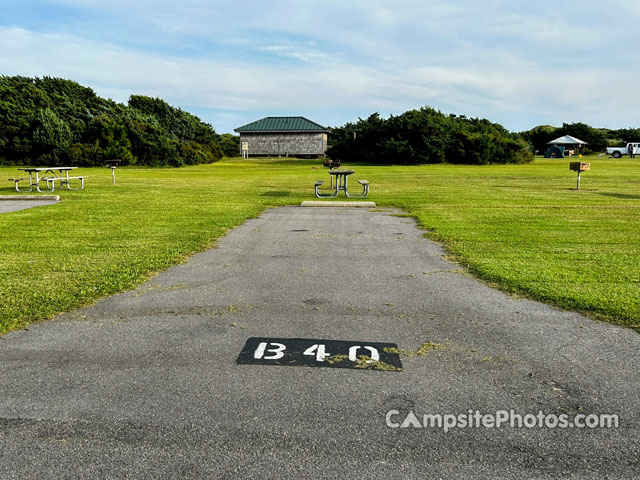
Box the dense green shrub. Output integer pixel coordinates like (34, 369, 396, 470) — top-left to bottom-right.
(606, 127, 640, 145)
(0, 75, 227, 167)
(328, 108, 532, 165)
(99, 118, 135, 165)
(67, 142, 101, 167)
(32, 107, 73, 163)
(216, 133, 240, 157)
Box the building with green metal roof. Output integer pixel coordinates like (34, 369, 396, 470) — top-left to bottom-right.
(234, 116, 329, 157)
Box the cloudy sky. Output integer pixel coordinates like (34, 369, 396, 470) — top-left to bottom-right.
(1, 1, 639, 133)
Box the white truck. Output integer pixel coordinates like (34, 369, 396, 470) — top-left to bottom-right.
(607, 143, 639, 158)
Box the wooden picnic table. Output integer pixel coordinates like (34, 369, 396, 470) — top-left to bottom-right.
(11, 167, 84, 192)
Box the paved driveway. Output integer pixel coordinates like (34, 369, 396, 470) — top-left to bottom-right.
(0, 199, 58, 214)
(1, 207, 638, 478)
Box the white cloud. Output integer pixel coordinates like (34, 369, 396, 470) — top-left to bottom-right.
(3, 1, 640, 132)
(259, 45, 330, 62)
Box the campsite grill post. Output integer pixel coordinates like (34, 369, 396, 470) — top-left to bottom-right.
(569, 162, 590, 190)
(105, 159, 120, 185)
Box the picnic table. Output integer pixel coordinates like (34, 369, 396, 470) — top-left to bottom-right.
(9, 167, 84, 192)
(314, 169, 370, 198)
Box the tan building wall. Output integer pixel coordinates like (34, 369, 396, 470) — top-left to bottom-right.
(240, 132, 328, 156)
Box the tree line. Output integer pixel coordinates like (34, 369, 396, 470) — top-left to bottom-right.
(328, 108, 640, 165)
(518, 123, 640, 155)
(0, 76, 239, 167)
(2, 76, 636, 167)
(327, 108, 533, 165)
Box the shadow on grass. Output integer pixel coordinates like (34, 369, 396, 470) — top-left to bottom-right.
(596, 192, 640, 200)
(261, 191, 291, 197)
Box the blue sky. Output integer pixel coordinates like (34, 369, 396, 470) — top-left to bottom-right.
(1, 0, 639, 134)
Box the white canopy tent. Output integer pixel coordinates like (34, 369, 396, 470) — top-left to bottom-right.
(547, 135, 587, 146)
(546, 135, 587, 156)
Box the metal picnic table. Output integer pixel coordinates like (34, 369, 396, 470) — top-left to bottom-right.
(11, 167, 84, 192)
(314, 169, 370, 198)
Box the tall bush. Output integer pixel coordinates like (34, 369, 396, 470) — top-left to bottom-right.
(32, 107, 73, 163)
(0, 75, 224, 167)
(328, 107, 532, 165)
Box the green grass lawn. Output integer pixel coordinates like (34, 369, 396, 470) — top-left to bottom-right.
(1, 155, 639, 334)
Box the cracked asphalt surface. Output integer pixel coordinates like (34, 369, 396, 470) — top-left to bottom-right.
(1, 206, 638, 479)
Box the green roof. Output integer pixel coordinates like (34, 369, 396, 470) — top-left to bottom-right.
(234, 116, 328, 133)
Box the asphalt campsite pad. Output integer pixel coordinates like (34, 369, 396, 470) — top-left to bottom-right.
(1, 206, 639, 478)
(0, 199, 58, 214)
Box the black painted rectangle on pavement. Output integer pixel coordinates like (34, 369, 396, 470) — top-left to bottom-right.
(237, 337, 403, 371)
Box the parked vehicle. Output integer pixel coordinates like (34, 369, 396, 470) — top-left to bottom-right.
(607, 143, 640, 158)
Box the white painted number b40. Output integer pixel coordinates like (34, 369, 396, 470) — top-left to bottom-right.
(253, 342, 379, 363)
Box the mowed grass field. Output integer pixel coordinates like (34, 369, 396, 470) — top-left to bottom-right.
(1, 155, 639, 334)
